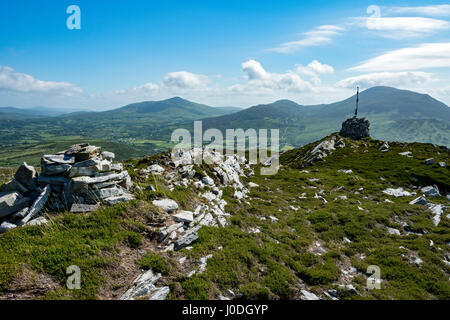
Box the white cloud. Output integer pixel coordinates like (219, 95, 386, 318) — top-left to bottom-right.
(296, 60, 334, 77)
(232, 59, 314, 93)
(269, 25, 344, 53)
(0, 65, 82, 96)
(388, 5, 450, 17)
(337, 71, 435, 89)
(350, 43, 450, 72)
(163, 71, 210, 89)
(115, 82, 159, 95)
(364, 16, 449, 38)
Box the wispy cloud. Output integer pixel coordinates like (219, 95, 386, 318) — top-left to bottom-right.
(350, 43, 450, 72)
(337, 71, 435, 89)
(163, 71, 210, 89)
(388, 5, 450, 17)
(0, 65, 82, 96)
(269, 25, 344, 53)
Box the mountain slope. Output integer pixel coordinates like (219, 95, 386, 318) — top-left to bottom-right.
(199, 86, 450, 147)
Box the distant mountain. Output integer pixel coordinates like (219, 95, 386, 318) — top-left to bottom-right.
(199, 86, 450, 147)
(0, 106, 82, 118)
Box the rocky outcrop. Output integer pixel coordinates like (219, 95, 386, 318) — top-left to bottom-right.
(0, 143, 134, 233)
(339, 117, 370, 140)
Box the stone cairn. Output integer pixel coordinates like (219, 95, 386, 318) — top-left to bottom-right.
(0, 143, 134, 233)
(339, 116, 370, 140)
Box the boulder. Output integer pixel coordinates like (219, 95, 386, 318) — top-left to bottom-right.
(0, 191, 29, 218)
(421, 185, 440, 197)
(152, 199, 179, 212)
(339, 117, 370, 140)
(101, 151, 115, 161)
(103, 193, 135, 205)
(173, 210, 194, 224)
(387, 227, 401, 235)
(14, 162, 38, 191)
(148, 164, 165, 175)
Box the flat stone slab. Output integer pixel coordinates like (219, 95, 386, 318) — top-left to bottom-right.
(38, 175, 70, 186)
(42, 154, 76, 164)
(421, 186, 441, 197)
(42, 163, 72, 176)
(0, 191, 29, 218)
(174, 231, 199, 251)
(19, 185, 51, 225)
(173, 210, 194, 223)
(383, 187, 412, 197)
(14, 162, 38, 191)
(70, 203, 99, 213)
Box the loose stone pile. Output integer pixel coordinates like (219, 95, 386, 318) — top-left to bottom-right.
(0, 143, 134, 233)
(339, 116, 370, 140)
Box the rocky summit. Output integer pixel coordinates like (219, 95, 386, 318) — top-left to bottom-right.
(339, 117, 370, 140)
(0, 143, 134, 233)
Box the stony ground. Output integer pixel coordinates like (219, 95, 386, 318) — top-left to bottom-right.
(0, 134, 448, 300)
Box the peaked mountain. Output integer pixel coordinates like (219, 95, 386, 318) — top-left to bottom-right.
(200, 86, 450, 147)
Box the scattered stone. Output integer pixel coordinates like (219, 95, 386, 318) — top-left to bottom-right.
(101, 151, 115, 161)
(20, 185, 51, 225)
(42, 154, 75, 165)
(399, 151, 412, 157)
(173, 210, 194, 223)
(300, 290, 319, 300)
(26, 216, 49, 227)
(409, 196, 427, 205)
(70, 203, 99, 213)
(387, 227, 401, 236)
(104, 193, 135, 205)
(149, 286, 170, 300)
(121, 269, 161, 300)
(383, 187, 412, 197)
(174, 231, 199, 251)
(428, 203, 446, 226)
(148, 164, 165, 175)
(421, 185, 440, 197)
(0, 221, 17, 233)
(42, 163, 72, 176)
(338, 169, 353, 174)
(202, 175, 215, 186)
(152, 199, 179, 212)
(438, 162, 446, 168)
(379, 142, 389, 152)
(424, 158, 435, 165)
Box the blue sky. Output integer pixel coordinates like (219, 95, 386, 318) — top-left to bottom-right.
(1, 0, 450, 110)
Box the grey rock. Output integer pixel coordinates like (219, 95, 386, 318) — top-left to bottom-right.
(26, 216, 49, 227)
(0, 179, 28, 193)
(382, 187, 412, 197)
(387, 227, 401, 236)
(174, 231, 199, 251)
(19, 185, 51, 225)
(424, 158, 435, 165)
(399, 151, 413, 157)
(14, 162, 38, 191)
(421, 185, 440, 197)
(71, 171, 129, 194)
(103, 193, 135, 205)
(149, 286, 170, 300)
(42, 154, 75, 165)
(379, 142, 389, 152)
(409, 196, 427, 205)
(173, 210, 194, 223)
(96, 186, 123, 199)
(42, 163, 71, 176)
(202, 175, 215, 186)
(428, 203, 446, 226)
(158, 222, 183, 242)
(12, 207, 29, 220)
(65, 144, 100, 162)
(38, 175, 70, 186)
(339, 117, 370, 140)
(70, 203, 99, 213)
(300, 289, 319, 300)
(438, 162, 446, 168)
(152, 199, 178, 212)
(121, 269, 162, 300)
(101, 151, 115, 161)
(0, 191, 29, 218)
(0, 221, 17, 233)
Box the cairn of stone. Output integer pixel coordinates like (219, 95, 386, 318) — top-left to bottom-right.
(0, 143, 134, 233)
(339, 116, 370, 140)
